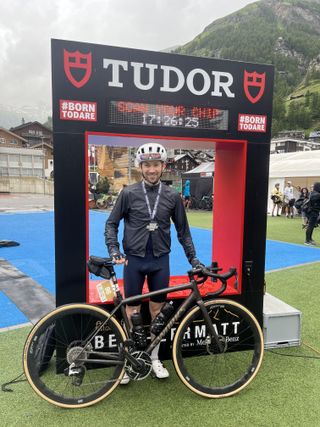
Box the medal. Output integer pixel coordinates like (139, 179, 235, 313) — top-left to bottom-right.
(146, 221, 159, 231)
(142, 181, 162, 232)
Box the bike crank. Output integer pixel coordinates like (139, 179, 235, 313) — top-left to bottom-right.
(124, 351, 152, 380)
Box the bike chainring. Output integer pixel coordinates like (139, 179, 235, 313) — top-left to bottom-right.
(125, 351, 152, 381)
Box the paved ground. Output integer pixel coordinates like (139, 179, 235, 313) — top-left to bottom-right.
(0, 192, 54, 213)
(0, 193, 55, 331)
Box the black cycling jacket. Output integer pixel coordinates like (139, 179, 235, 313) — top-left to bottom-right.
(309, 190, 320, 213)
(105, 181, 196, 262)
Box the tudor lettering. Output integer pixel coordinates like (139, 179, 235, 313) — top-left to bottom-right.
(103, 59, 235, 98)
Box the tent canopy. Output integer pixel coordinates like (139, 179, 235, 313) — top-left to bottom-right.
(269, 151, 320, 178)
(184, 162, 214, 175)
(182, 162, 214, 200)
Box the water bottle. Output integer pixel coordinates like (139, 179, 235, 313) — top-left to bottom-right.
(131, 312, 147, 349)
(150, 302, 175, 335)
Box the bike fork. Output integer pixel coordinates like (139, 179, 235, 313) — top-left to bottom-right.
(197, 299, 225, 353)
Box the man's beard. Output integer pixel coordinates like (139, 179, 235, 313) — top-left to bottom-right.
(142, 172, 162, 185)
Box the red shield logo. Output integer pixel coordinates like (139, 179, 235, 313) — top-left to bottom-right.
(243, 70, 266, 104)
(64, 49, 92, 88)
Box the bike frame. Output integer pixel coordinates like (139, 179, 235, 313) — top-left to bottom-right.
(87, 269, 226, 365)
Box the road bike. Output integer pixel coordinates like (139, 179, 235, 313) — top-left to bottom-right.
(23, 257, 264, 408)
(198, 194, 213, 211)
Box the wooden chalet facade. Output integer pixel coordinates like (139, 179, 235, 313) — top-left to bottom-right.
(10, 121, 53, 147)
(0, 127, 28, 148)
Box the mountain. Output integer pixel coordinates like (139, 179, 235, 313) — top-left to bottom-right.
(175, 0, 320, 135)
(0, 103, 51, 129)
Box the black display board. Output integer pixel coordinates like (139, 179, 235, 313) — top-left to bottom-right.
(52, 39, 274, 330)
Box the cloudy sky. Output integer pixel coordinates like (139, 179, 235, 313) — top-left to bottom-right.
(0, 0, 256, 112)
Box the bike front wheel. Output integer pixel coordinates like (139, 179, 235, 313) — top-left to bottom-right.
(172, 299, 264, 398)
(23, 304, 127, 408)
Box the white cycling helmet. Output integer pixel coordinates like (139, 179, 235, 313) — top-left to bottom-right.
(135, 142, 167, 167)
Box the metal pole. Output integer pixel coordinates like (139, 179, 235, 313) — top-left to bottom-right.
(42, 136, 45, 195)
(128, 147, 131, 184)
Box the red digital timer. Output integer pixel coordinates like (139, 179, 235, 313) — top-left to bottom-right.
(108, 100, 228, 131)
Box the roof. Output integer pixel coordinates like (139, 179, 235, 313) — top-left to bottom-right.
(10, 121, 52, 133)
(174, 153, 194, 162)
(0, 127, 28, 143)
(269, 150, 320, 178)
(184, 162, 214, 174)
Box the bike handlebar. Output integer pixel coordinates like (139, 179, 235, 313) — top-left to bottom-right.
(188, 265, 238, 294)
(191, 265, 237, 281)
(88, 256, 238, 295)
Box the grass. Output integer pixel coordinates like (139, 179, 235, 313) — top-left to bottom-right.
(1, 213, 320, 426)
(186, 210, 316, 246)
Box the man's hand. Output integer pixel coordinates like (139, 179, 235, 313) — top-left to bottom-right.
(111, 252, 126, 265)
(190, 257, 205, 269)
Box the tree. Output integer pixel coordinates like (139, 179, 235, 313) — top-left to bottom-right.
(95, 177, 110, 194)
(43, 116, 52, 129)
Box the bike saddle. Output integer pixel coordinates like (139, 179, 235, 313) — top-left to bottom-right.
(87, 256, 114, 279)
(89, 256, 113, 266)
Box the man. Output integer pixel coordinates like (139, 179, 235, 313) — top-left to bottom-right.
(105, 142, 202, 382)
(183, 179, 191, 210)
(305, 182, 320, 246)
(283, 181, 296, 218)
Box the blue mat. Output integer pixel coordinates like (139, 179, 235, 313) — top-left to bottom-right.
(0, 291, 29, 328)
(1, 211, 319, 328)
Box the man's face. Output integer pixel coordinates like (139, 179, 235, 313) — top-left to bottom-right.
(140, 160, 166, 184)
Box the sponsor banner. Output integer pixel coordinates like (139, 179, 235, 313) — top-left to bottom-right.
(238, 113, 267, 133)
(60, 99, 97, 121)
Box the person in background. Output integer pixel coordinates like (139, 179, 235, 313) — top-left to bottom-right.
(283, 181, 296, 218)
(300, 187, 309, 229)
(271, 183, 283, 216)
(105, 142, 203, 382)
(305, 182, 320, 245)
(183, 179, 191, 211)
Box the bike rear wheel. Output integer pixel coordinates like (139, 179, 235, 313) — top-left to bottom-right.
(172, 299, 264, 398)
(23, 304, 126, 408)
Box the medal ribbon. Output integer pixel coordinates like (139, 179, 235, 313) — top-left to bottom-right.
(142, 181, 162, 221)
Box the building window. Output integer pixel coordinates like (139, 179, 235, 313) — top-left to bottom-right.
(33, 169, 43, 178)
(8, 168, 20, 176)
(0, 154, 7, 165)
(8, 154, 20, 165)
(21, 168, 33, 176)
(0, 167, 8, 176)
(33, 156, 42, 166)
(0, 137, 6, 144)
(21, 155, 32, 166)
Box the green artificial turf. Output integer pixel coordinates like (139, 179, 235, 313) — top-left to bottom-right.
(1, 263, 320, 426)
(1, 213, 320, 426)
(186, 211, 319, 246)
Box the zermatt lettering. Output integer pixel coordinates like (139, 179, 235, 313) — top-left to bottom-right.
(103, 59, 235, 98)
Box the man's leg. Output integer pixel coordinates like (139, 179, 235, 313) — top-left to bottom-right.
(147, 255, 170, 379)
(121, 256, 145, 384)
(305, 213, 318, 244)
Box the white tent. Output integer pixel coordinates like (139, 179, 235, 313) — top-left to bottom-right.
(185, 162, 214, 176)
(267, 151, 320, 214)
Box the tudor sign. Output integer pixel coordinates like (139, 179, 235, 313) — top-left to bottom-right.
(63, 49, 266, 104)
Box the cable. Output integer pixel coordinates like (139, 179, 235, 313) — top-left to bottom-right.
(1, 372, 26, 392)
(267, 349, 320, 359)
(267, 341, 320, 360)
